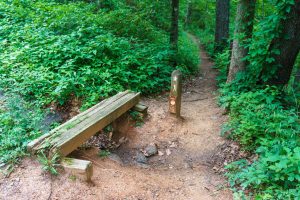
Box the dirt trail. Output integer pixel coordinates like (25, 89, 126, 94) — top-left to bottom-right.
(0, 36, 232, 200)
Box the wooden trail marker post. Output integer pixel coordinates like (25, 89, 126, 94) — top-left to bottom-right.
(169, 70, 182, 117)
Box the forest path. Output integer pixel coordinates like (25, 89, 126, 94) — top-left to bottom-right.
(0, 35, 233, 200)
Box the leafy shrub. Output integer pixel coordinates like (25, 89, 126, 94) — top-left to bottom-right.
(226, 139, 300, 199)
(219, 85, 300, 198)
(0, 0, 198, 109)
(97, 8, 166, 43)
(192, 28, 215, 57)
(176, 32, 200, 75)
(0, 95, 46, 166)
(214, 50, 230, 85)
(0, 0, 200, 167)
(189, 0, 300, 198)
(129, 110, 144, 127)
(98, 149, 111, 158)
(37, 152, 61, 175)
(214, 35, 300, 197)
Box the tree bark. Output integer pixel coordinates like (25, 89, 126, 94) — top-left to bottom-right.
(260, 1, 300, 85)
(170, 0, 179, 52)
(184, 1, 192, 29)
(227, 0, 256, 83)
(293, 66, 300, 87)
(214, 0, 230, 52)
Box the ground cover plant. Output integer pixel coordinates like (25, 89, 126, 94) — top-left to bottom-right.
(0, 0, 199, 168)
(0, 94, 46, 170)
(220, 83, 300, 199)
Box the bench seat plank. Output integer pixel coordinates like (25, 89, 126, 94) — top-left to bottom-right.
(28, 90, 140, 156)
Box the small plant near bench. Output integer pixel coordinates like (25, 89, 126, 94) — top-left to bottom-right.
(129, 110, 144, 127)
(37, 152, 61, 175)
(27, 91, 144, 181)
(98, 150, 111, 158)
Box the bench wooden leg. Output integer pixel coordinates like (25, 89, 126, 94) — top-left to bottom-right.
(61, 158, 93, 182)
(132, 103, 148, 115)
(112, 113, 130, 141)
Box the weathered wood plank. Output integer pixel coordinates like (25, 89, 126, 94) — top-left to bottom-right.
(61, 158, 93, 182)
(133, 103, 148, 114)
(38, 92, 135, 149)
(32, 91, 140, 156)
(28, 91, 131, 153)
(53, 93, 140, 156)
(55, 93, 138, 143)
(27, 132, 52, 153)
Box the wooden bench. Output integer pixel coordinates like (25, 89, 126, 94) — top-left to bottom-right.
(27, 90, 142, 181)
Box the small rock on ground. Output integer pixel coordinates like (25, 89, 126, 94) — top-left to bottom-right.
(136, 151, 148, 164)
(143, 143, 158, 157)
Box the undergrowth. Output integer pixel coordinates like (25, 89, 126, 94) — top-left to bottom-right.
(37, 152, 61, 175)
(222, 86, 300, 199)
(0, 95, 47, 169)
(215, 49, 300, 199)
(0, 0, 199, 109)
(0, 0, 199, 167)
(204, 0, 300, 196)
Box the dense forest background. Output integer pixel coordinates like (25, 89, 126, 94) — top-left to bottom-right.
(0, 0, 299, 199)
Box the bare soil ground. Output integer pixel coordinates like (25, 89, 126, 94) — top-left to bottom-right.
(0, 36, 233, 200)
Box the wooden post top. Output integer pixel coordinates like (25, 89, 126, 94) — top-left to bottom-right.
(172, 70, 182, 77)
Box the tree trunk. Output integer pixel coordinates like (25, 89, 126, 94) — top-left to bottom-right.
(294, 65, 300, 87)
(170, 0, 179, 67)
(170, 0, 179, 52)
(261, 1, 300, 85)
(184, 1, 192, 29)
(227, 0, 256, 83)
(214, 0, 230, 52)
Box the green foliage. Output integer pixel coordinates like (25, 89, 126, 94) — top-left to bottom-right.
(0, 3, 169, 106)
(226, 140, 300, 199)
(214, 50, 230, 85)
(97, 8, 166, 43)
(220, 84, 300, 198)
(190, 0, 300, 198)
(221, 86, 299, 149)
(98, 149, 111, 158)
(185, 0, 216, 56)
(0, 0, 199, 167)
(286, 54, 300, 106)
(0, 95, 46, 166)
(177, 32, 200, 75)
(237, 0, 296, 84)
(218, 73, 300, 199)
(213, 4, 300, 193)
(0, 0, 199, 108)
(69, 174, 77, 181)
(37, 152, 61, 175)
(193, 28, 215, 56)
(129, 110, 144, 127)
(186, 0, 237, 56)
